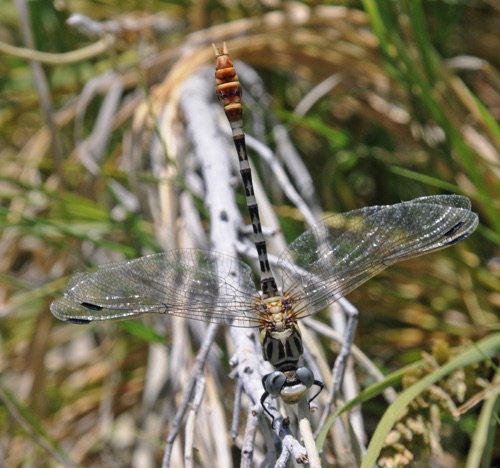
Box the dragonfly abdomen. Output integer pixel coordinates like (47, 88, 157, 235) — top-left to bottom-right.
(214, 43, 278, 299)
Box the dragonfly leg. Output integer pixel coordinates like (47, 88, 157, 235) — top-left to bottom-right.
(260, 390, 277, 427)
(308, 380, 324, 407)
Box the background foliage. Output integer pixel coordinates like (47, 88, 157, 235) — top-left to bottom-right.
(1, 0, 499, 466)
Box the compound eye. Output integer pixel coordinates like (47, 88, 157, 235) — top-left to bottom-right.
(295, 367, 314, 388)
(263, 371, 287, 397)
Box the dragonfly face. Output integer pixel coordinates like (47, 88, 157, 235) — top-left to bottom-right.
(262, 367, 318, 405)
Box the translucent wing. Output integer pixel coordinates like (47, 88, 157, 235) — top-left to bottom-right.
(278, 195, 478, 318)
(51, 249, 263, 327)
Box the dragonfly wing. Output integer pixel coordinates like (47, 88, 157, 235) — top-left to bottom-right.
(278, 195, 478, 318)
(51, 249, 263, 327)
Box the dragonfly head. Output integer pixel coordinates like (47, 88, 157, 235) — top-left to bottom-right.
(262, 367, 315, 404)
(260, 368, 324, 425)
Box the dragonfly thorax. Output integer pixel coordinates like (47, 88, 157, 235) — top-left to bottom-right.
(260, 318, 303, 372)
(263, 295, 290, 332)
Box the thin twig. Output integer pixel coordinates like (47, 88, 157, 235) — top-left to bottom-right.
(272, 123, 324, 217)
(240, 405, 260, 468)
(294, 73, 344, 117)
(330, 301, 359, 399)
(235, 59, 322, 216)
(298, 398, 321, 468)
(162, 323, 219, 468)
(231, 377, 244, 439)
(0, 35, 116, 64)
(184, 375, 206, 468)
(279, 434, 308, 466)
(258, 408, 278, 463)
(243, 133, 317, 228)
(303, 316, 397, 402)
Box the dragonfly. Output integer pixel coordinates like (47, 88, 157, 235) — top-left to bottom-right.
(51, 43, 478, 422)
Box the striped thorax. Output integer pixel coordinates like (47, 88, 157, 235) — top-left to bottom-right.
(260, 296, 303, 369)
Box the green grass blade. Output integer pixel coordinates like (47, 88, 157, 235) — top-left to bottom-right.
(361, 334, 500, 468)
(316, 361, 422, 451)
(0, 386, 75, 467)
(465, 371, 500, 468)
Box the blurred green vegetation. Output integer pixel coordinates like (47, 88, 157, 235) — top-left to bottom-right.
(1, 0, 499, 466)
